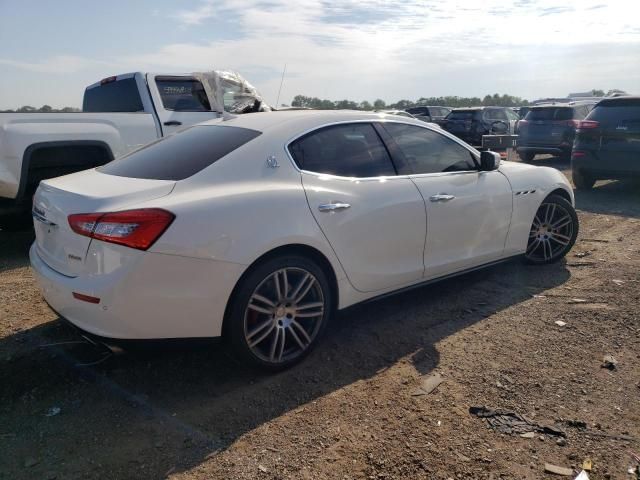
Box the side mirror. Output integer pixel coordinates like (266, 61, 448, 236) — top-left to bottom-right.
(480, 151, 501, 171)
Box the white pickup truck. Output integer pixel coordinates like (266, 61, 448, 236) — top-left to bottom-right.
(0, 71, 261, 210)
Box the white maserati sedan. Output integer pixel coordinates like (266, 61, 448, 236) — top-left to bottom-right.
(30, 110, 578, 368)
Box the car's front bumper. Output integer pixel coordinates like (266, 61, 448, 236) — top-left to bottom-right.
(30, 243, 245, 340)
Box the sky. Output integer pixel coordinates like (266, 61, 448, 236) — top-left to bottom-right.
(0, 0, 639, 109)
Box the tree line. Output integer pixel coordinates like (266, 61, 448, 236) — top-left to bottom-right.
(290, 89, 626, 110)
(0, 105, 80, 113)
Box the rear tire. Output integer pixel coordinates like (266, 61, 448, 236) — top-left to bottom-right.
(225, 254, 333, 370)
(573, 169, 596, 190)
(524, 194, 578, 264)
(519, 151, 535, 162)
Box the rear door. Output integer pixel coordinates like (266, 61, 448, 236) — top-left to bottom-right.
(147, 75, 220, 135)
(290, 122, 427, 292)
(381, 123, 513, 278)
(522, 107, 573, 146)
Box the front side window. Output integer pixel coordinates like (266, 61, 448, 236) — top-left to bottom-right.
(155, 77, 211, 111)
(383, 123, 477, 174)
(485, 109, 508, 121)
(288, 123, 396, 177)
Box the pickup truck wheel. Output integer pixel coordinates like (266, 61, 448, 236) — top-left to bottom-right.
(524, 195, 578, 264)
(519, 151, 535, 162)
(573, 169, 596, 190)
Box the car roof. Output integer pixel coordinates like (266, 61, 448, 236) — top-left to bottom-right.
(596, 96, 640, 107)
(199, 109, 428, 133)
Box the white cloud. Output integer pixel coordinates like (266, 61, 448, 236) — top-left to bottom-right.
(0, 55, 114, 75)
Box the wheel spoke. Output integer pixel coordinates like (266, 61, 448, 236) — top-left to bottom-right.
(551, 215, 571, 230)
(251, 293, 276, 308)
(294, 276, 317, 303)
(269, 328, 281, 361)
(247, 302, 273, 315)
(544, 203, 556, 224)
(543, 238, 553, 260)
(291, 320, 311, 343)
(287, 325, 307, 350)
(248, 322, 276, 348)
(296, 301, 324, 311)
(533, 215, 543, 228)
(273, 271, 283, 301)
(290, 273, 311, 301)
(276, 328, 286, 361)
(549, 232, 570, 245)
(527, 238, 541, 254)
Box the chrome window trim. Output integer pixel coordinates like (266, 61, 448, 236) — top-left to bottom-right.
(283, 118, 482, 182)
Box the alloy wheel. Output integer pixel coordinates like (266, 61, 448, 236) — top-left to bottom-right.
(243, 267, 325, 364)
(526, 201, 575, 262)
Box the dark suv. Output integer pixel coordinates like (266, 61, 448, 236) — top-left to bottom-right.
(405, 106, 452, 123)
(572, 96, 640, 190)
(516, 103, 595, 161)
(441, 107, 519, 146)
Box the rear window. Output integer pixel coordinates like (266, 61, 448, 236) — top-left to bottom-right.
(588, 102, 640, 125)
(526, 107, 573, 121)
(406, 107, 428, 116)
(447, 110, 478, 120)
(99, 126, 261, 180)
(155, 77, 211, 112)
(83, 78, 144, 112)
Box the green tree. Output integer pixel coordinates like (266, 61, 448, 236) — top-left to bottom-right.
(373, 99, 386, 110)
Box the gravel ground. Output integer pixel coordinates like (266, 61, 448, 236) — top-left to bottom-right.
(1, 158, 639, 480)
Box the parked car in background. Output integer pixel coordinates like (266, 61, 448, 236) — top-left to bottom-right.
(572, 96, 640, 189)
(0, 71, 265, 212)
(441, 107, 519, 146)
(405, 106, 452, 124)
(30, 110, 577, 369)
(517, 106, 530, 119)
(516, 102, 596, 162)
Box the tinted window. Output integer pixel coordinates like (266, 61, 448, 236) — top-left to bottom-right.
(506, 109, 520, 121)
(99, 126, 261, 180)
(383, 123, 477, 174)
(83, 78, 144, 112)
(526, 107, 573, 121)
(289, 123, 396, 177)
(406, 107, 428, 116)
(485, 109, 508, 121)
(447, 110, 478, 120)
(588, 103, 640, 126)
(155, 77, 211, 111)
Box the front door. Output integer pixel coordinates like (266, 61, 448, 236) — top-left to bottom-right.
(289, 122, 427, 293)
(381, 122, 513, 278)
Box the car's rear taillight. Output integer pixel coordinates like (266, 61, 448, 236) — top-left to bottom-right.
(577, 120, 600, 130)
(68, 209, 174, 250)
(572, 151, 587, 158)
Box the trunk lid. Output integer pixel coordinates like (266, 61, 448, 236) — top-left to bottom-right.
(33, 169, 175, 276)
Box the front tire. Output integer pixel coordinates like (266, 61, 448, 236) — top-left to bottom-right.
(225, 255, 333, 370)
(525, 194, 579, 264)
(519, 151, 535, 162)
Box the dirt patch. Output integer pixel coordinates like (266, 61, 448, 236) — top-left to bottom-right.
(1, 159, 638, 479)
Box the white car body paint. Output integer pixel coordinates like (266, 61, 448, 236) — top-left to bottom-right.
(30, 110, 574, 340)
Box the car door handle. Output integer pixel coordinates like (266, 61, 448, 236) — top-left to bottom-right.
(429, 194, 455, 202)
(163, 120, 182, 126)
(318, 203, 351, 212)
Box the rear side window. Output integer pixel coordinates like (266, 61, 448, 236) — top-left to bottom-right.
(99, 126, 261, 180)
(288, 123, 396, 177)
(484, 109, 508, 121)
(83, 78, 144, 112)
(526, 107, 573, 121)
(406, 107, 428, 116)
(383, 123, 477, 174)
(155, 77, 211, 112)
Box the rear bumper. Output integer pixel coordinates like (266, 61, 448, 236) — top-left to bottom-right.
(517, 146, 569, 156)
(30, 243, 246, 340)
(572, 151, 640, 179)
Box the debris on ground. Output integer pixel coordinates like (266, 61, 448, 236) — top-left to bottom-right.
(555, 320, 567, 327)
(569, 298, 588, 304)
(602, 355, 618, 370)
(411, 372, 443, 396)
(612, 279, 625, 286)
(544, 462, 574, 476)
(44, 406, 61, 417)
(258, 464, 268, 473)
(582, 458, 592, 471)
(469, 406, 565, 437)
(575, 470, 590, 480)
